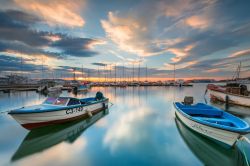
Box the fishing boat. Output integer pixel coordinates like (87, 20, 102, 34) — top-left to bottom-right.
(8, 92, 109, 129)
(174, 99, 250, 147)
(11, 109, 109, 161)
(207, 83, 250, 107)
(206, 62, 250, 107)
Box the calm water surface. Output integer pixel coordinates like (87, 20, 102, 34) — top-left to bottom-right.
(0, 84, 250, 166)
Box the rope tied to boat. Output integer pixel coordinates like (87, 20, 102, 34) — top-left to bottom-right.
(204, 88, 208, 104)
(0, 110, 10, 114)
(108, 102, 114, 109)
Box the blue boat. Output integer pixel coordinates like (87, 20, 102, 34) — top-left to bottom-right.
(8, 92, 109, 129)
(174, 102, 250, 147)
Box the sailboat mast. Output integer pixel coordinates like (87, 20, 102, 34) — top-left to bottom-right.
(81, 65, 84, 79)
(73, 68, 76, 81)
(115, 64, 116, 83)
(237, 62, 241, 80)
(132, 63, 134, 82)
(174, 63, 176, 82)
(138, 62, 140, 82)
(123, 64, 125, 82)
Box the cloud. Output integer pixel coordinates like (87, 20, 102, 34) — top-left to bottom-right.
(0, 54, 48, 72)
(101, 11, 171, 57)
(0, 40, 62, 59)
(167, 1, 250, 64)
(229, 49, 250, 58)
(0, 10, 50, 47)
(100, 0, 217, 58)
(185, 15, 210, 29)
(170, 54, 250, 78)
(52, 37, 99, 57)
(92, 63, 107, 66)
(14, 0, 85, 27)
(0, 9, 101, 60)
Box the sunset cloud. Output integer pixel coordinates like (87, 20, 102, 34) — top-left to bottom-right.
(185, 15, 211, 29)
(229, 49, 250, 58)
(0, 0, 250, 79)
(14, 0, 85, 27)
(101, 12, 174, 57)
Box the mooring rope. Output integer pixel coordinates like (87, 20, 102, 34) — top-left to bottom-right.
(0, 110, 10, 114)
(109, 102, 114, 108)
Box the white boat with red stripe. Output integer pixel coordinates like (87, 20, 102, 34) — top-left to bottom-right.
(8, 92, 109, 129)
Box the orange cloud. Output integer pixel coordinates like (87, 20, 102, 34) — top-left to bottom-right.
(86, 39, 106, 49)
(44, 35, 62, 42)
(14, 0, 85, 27)
(205, 68, 220, 73)
(185, 15, 210, 29)
(101, 12, 176, 57)
(229, 49, 250, 57)
(164, 60, 197, 70)
(169, 43, 196, 62)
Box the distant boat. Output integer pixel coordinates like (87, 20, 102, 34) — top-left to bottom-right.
(207, 83, 250, 107)
(174, 101, 250, 147)
(77, 84, 88, 91)
(47, 85, 62, 93)
(11, 109, 109, 161)
(175, 118, 247, 166)
(8, 92, 109, 129)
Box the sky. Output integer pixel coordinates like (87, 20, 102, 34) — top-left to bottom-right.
(0, 0, 250, 81)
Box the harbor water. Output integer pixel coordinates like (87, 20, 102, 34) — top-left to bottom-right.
(0, 84, 250, 166)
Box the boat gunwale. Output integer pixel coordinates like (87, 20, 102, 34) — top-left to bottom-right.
(208, 88, 250, 99)
(8, 98, 109, 115)
(173, 102, 250, 134)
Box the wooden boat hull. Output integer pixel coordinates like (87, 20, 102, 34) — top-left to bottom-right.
(175, 108, 240, 147)
(208, 89, 250, 107)
(10, 100, 108, 129)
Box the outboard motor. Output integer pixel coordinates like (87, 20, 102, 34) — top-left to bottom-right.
(96, 91, 104, 100)
(183, 96, 194, 105)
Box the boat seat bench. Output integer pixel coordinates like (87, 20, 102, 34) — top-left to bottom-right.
(181, 108, 223, 117)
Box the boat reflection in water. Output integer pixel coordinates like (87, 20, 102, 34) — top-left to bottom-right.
(11, 109, 109, 162)
(210, 100, 250, 117)
(175, 118, 248, 166)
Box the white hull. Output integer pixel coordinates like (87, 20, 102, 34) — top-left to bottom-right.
(11, 101, 108, 126)
(208, 89, 250, 107)
(175, 110, 240, 147)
